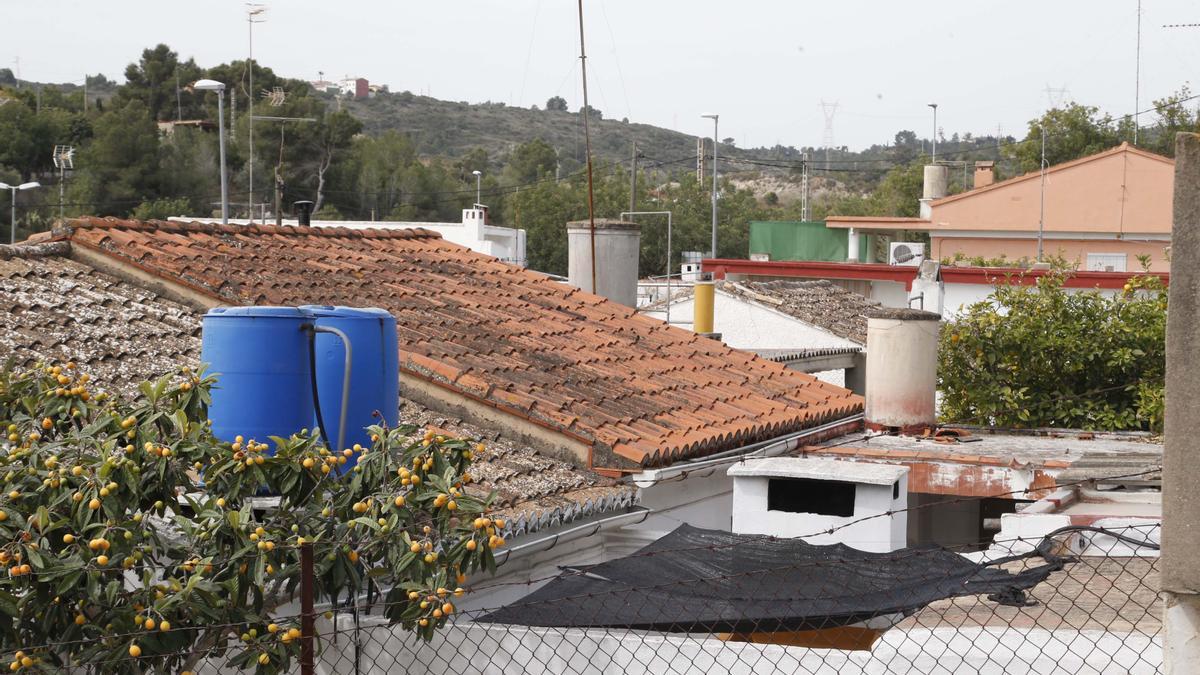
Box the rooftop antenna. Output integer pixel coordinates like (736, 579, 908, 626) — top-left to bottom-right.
(246, 2, 268, 221)
(1134, 0, 1142, 144)
(820, 100, 839, 171)
(51, 145, 75, 221)
(576, 0, 598, 295)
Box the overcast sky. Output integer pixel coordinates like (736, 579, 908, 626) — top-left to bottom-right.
(6, 1, 1199, 151)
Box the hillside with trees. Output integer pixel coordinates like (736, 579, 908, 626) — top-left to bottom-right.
(1, 44, 1197, 275)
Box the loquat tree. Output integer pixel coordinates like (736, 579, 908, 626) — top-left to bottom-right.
(0, 364, 504, 673)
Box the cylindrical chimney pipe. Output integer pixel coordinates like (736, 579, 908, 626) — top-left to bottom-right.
(864, 307, 941, 433)
(693, 280, 715, 334)
(565, 218, 641, 306)
(294, 200, 315, 227)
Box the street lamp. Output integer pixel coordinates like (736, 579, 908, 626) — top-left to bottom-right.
(927, 103, 938, 163)
(472, 170, 482, 206)
(0, 181, 41, 244)
(193, 79, 229, 224)
(700, 113, 719, 259)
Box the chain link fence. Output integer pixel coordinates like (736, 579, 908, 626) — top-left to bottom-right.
(180, 523, 1161, 675)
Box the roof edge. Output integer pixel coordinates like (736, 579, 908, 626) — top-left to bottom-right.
(59, 216, 445, 241)
(0, 241, 70, 260)
(930, 142, 1174, 207)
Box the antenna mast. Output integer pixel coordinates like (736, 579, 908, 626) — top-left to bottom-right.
(576, 0, 597, 294)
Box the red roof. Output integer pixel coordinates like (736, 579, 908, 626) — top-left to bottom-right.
(704, 258, 1168, 291)
(59, 217, 862, 470)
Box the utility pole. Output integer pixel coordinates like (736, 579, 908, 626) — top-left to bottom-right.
(628, 140, 639, 217)
(701, 113, 719, 258)
(1134, 0, 1142, 144)
(928, 103, 938, 163)
(1038, 124, 1047, 261)
(576, 0, 598, 294)
(1163, 131, 1200, 674)
(247, 3, 267, 221)
(801, 152, 810, 221)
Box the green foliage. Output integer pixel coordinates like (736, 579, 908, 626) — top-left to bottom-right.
(0, 364, 500, 672)
(939, 272, 1166, 431)
(131, 197, 193, 222)
(70, 100, 162, 214)
(545, 96, 568, 112)
(113, 45, 205, 122)
(1006, 103, 1125, 175)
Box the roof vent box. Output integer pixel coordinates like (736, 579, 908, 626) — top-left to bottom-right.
(728, 457, 909, 552)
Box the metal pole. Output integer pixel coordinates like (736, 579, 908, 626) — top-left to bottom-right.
(9, 190, 14, 245)
(299, 542, 315, 675)
(801, 153, 810, 221)
(1038, 124, 1047, 261)
(929, 103, 938, 163)
(217, 89, 229, 224)
(249, 18, 254, 221)
(629, 140, 637, 216)
(1134, 0, 1141, 145)
(476, 174, 481, 205)
(576, 0, 598, 294)
(711, 117, 719, 258)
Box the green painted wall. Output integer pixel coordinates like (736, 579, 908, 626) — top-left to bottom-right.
(749, 221, 867, 262)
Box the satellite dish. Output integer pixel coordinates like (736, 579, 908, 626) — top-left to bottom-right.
(893, 244, 915, 264)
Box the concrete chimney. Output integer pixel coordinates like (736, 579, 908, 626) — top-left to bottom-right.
(566, 219, 641, 307)
(920, 165, 949, 219)
(973, 161, 995, 189)
(864, 307, 940, 433)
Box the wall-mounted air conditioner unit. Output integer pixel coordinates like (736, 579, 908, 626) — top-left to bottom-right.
(889, 242, 925, 266)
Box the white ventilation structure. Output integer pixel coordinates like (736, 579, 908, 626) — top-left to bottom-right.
(889, 242, 925, 266)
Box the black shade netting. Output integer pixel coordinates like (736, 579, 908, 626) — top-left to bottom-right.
(480, 524, 1061, 633)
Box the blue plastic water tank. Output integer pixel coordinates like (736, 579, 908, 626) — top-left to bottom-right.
(300, 305, 399, 469)
(201, 307, 316, 453)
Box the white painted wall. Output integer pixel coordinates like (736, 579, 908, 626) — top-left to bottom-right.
(642, 292, 861, 352)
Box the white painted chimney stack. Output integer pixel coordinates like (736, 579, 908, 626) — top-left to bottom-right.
(864, 307, 940, 432)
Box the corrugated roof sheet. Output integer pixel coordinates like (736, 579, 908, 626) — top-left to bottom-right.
(59, 217, 863, 469)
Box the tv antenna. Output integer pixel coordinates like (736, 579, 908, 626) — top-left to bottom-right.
(52, 145, 75, 221)
(261, 86, 287, 106)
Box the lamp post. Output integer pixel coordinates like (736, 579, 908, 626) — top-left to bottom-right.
(927, 103, 938, 163)
(472, 170, 482, 205)
(0, 181, 41, 244)
(701, 113, 719, 258)
(193, 79, 229, 224)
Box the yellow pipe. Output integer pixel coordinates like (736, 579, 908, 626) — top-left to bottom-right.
(693, 281, 715, 334)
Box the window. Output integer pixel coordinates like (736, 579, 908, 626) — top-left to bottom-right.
(767, 477, 856, 517)
(1085, 253, 1127, 272)
(893, 481, 900, 500)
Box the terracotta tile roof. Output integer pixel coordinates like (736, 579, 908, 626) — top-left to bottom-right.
(643, 279, 878, 344)
(59, 217, 863, 469)
(397, 402, 637, 536)
(0, 241, 201, 397)
(722, 279, 879, 344)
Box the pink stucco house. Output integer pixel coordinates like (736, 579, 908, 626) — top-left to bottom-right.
(827, 143, 1174, 272)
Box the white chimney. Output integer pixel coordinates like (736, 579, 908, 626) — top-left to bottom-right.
(566, 219, 641, 307)
(728, 457, 909, 552)
(462, 207, 486, 240)
(864, 307, 940, 432)
(920, 165, 949, 219)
